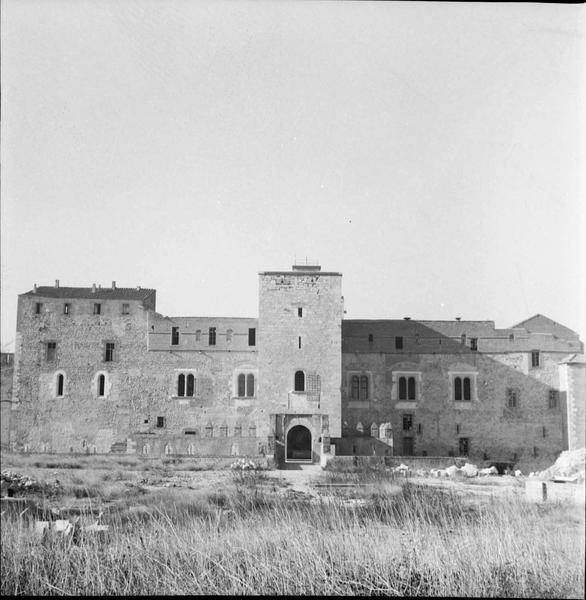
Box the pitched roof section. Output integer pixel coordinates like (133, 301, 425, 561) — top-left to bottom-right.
(21, 286, 156, 303)
(512, 314, 580, 340)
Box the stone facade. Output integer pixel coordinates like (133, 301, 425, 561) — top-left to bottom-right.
(6, 269, 585, 469)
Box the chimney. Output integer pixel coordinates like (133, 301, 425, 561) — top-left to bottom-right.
(33, 284, 37, 294)
(55, 280, 60, 288)
(92, 283, 97, 293)
(112, 281, 116, 290)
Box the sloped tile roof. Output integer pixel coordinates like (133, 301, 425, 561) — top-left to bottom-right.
(21, 286, 156, 302)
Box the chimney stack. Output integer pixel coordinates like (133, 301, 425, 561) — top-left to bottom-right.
(55, 280, 60, 288)
(92, 283, 97, 293)
(112, 281, 116, 290)
(33, 284, 37, 294)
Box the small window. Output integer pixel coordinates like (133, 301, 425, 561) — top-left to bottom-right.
(122, 303, 130, 315)
(248, 328, 256, 346)
(177, 374, 185, 397)
(46, 342, 57, 362)
(294, 370, 305, 392)
(548, 389, 559, 409)
(246, 374, 254, 397)
(186, 374, 195, 397)
(417, 423, 422, 434)
(395, 336, 403, 350)
(298, 307, 303, 317)
(35, 302, 43, 314)
(470, 337, 478, 351)
(237, 373, 246, 397)
(184, 430, 196, 435)
(98, 374, 106, 397)
(93, 303, 101, 315)
(63, 303, 70, 315)
(531, 351, 540, 368)
(509, 333, 515, 341)
(209, 327, 216, 346)
(459, 437, 469, 456)
(359, 375, 369, 401)
(507, 388, 518, 409)
(56, 373, 64, 397)
(104, 342, 115, 362)
(195, 329, 201, 342)
(156, 416, 165, 428)
(226, 329, 233, 342)
(542, 426, 547, 438)
(454, 376, 472, 401)
(171, 327, 179, 346)
(298, 336, 302, 349)
(402, 414, 413, 431)
(456, 423, 460, 434)
(368, 333, 374, 343)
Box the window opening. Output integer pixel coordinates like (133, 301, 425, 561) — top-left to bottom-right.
(35, 302, 42, 314)
(94, 303, 101, 315)
(507, 388, 518, 409)
(459, 437, 469, 456)
(177, 374, 185, 397)
(63, 303, 70, 315)
(461, 334, 466, 345)
(57, 374, 64, 397)
(248, 328, 256, 346)
(246, 374, 254, 397)
(395, 336, 403, 350)
(209, 327, 216, 346)
(186, 374, 195, 397)
(298, 307, 303, 317)
(195, 329, 201, 342)
(359, 375, 369, 401)
(171, 327, 179, 345)
(294, 370, 305, 392)
(98, 374, 105, 397)
(454, 376, 472, 401)
(399, 376, 407, 401)
(46, 342, 57, 362)
(237, 374, 246, 397)
(122, 303, 130, 315)
(407, 377, 416, 400)
(298, 336, 301, 349)
(156, 416, 165, 428)
(226, 329, 233, 342)
(368, 333, 374, 343)
(463, 377, 471, 401)
(531, 350, 540, 368)
(470, 337, 478, 351)
(548, 389, 559, 409)
(402, 414, 413, 431)
(351, 375, 360, 400)
(104, 342, 115, 362)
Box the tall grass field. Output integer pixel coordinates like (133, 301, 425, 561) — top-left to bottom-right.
(1, 453, 584, 597)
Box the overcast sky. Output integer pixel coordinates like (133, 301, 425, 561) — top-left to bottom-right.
(1, 1, 584, 351)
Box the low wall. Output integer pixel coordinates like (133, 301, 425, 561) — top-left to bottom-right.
(525, 479, 585, 504)
(324, 455, 470, 471)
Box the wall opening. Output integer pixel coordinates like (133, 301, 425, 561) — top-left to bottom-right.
(286, 425, 312, 462)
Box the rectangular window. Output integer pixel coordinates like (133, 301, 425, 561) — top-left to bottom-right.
(35, 302, 42, 314)
(298, 336, 301, 349)
(417, 423, 422, 434)
(368, 333, 374, 343)
(208, 327, 216, 346)
(63, 303, 70, 315)
(93, 303, 101, 315)
(156, 416, 165, 428)
(507, 388, 518, 409)
(104, 342, 115, 362)
(459, 437, 469, 456)
(122, 303, 130, 315)
(402, 414, 413, 431)
(298, 307, 303, 317)
(46, 342, 57, 362)
(548, 389, 559, 409)
(171, 327, 179, 346)
(470, 337, 478, 351)
(531, 350, 540, 368)
(456, 423, 460, 434)
(395, 336, 403, 350)
(195, 329, 201, 342)
(248, 328, 256, 346)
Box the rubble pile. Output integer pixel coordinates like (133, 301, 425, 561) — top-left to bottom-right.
(1, 470, 62, 497)
(533, 448, 586, 482)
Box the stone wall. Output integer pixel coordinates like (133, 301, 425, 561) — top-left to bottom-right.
(1, 353, 14, 449)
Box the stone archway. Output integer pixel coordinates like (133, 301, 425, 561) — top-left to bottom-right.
(286, 425, 312, 462)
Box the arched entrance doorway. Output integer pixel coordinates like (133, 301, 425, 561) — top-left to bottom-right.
(286, 425, 312, 462)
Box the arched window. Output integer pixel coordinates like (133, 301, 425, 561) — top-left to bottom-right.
(56, 373, 64, 397)
(246, 374, 254, 397)
(177, 373, 185, 397)
(186, 374, 195, 397)
(98, 374, 106, 397)
(399, 377, 407, 400)
(463, 377, 471, 401)
(407, 377, 416, 400)
(351, 375, 360, 400)
(294, 370, 305, 392)
(238, 374, 246, 397)
(454, 377, 462, 401)
(359, 375, 369, 401)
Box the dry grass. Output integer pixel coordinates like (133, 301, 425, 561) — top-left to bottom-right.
(1, 454, 584, 597)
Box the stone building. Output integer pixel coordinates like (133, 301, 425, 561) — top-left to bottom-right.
(5, 265, 585, 469)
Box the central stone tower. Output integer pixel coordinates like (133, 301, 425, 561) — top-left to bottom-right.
(258, 263, 343, 463)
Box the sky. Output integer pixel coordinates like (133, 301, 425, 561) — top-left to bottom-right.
(1, 1, 584, 352)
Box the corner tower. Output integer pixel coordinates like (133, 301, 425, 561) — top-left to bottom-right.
(258, 263, 343, 463)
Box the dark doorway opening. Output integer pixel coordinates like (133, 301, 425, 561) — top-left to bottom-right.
(286, 425, 312, 462)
